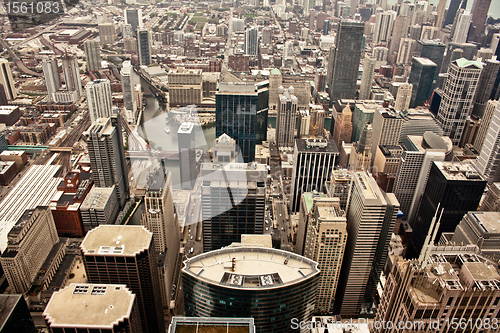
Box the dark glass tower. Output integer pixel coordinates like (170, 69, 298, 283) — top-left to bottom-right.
(327, 20, 364, 104)
(469, 0, 492, 42)
(408, 161, 486, 259)
(443, 0, 467, 27)
(0, 295, 36, 333)
(413, 40, 445, 79)
(216, 82, 268, 162)
(408, 57, 437, 108)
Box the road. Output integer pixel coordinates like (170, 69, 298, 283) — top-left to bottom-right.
(0, 39, 42, 77)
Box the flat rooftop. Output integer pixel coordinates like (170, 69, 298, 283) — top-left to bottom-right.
(467, 212, 500, 235)
(80, 186, 116, 210)
(296, 138, 339, 153)
(435, 161, 485, 182)
(217, 82, 259, 94)
(183, 246, 319, 289)
(0, 106, 19, 115)
(43, 283, 135, 329)
(413, 57, 437, 66)
(170, 317, 255, 333)
(81, 225, 152, 257)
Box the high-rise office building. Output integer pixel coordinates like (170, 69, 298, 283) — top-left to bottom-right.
(393, 83, 412, 111)
(335, 172, 400, 316)
(370, 108, 403, 163)
(269, 68, 282, 110)
(349, 122, 373, 172)
(373, 11, 396, 44)
(0, 295, 36, 333)
(83, 39, 101, 72)
(453, 10, 471, 44)
(394, 133, 450, 223)
(168, 68, 202, 106)
(333, 105, 353, 147)
(80, 185, 119, 232)
(388, 15, 410, 64)
(396, 38, 416, 65)
(85, 79, 113, 123)
(124, 8, 142, 33)
(137, 28, 152, 66)
(474, 100, 499, 152)
(476, 101, 500, 183)
(123, 23, 133, 38)
(42, 57, 61, 103)
(216, 82, 269, 162)
(472, 58, 500, 118)
(409, 161, 486, 258)
(327, 20, 364, 103)
(0, 207, 59, 294)
(121, 61, 137, 123)
(98, 23, 116, 45)
(61, 54, 82, 97)
(44, 283, 142, 333)
(351, 101, 377, 142)
(398, 108, 444, 145)
(435, 0, 447, 29)
(303, 198, 347, 314)
(436, 58, 482, 145)
(441, 42, 478, 73)
(290, 138, 338, 212)
(0, 59, 16, 101)
(84, 116, 128, 208)
(178, 122, 196, 189)
(408, 57, 437, 108)
(375, 251, 500, 333)
(469, 0, 492, 42)
(359, 56, 376, 100)
(244, 27, 258, 56)
(443, 0, 467, 27)
(276, 86, 298, 148)
(413, 39, 445, 78)
(183, 246, 319, 333)
(326, 170, 353, 212)
(81, 225, 165, 333)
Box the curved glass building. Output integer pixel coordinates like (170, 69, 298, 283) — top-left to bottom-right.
(182, 246, 320, 333)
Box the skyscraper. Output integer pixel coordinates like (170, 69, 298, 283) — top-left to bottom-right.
(474, 100, 499, 152)
(290, 138, 338, 212)
(335, 172, 399, 316)
(435, 0, 447, 29)
(42, 57, 61, 103)
(124, 8, 142, 33)
(453, 10, 471, 44)
(81, 225, 165, 333)
(409, 161, 486, 258)
(358, 55, 376, 100)
(83, 39, 101, 72)
(200, 162, 267, 251)
(137, 28, 152, 66)
(393, 83, 412, 111)
(85, 79, 113, 123)
(388, 15, 410, 64)
(303, 197, 347, 314)
(98, 23, 116, 45)
(349, 122, 373, 172)
(61, 54, 82, 97)
(396, 38, 416, 65)
(370, 108, 403, 163)
(327, 20, 364, 103)
(373, 10, 396, 44)
(436, 58, 482, 145)
(472, 58, 500, 118)
(121, 61, 137, 124)
(476, 101, 500, 183)
(469, 0, 492, 42)
(413, 39, 445, 78)
(443, 0, 467, 28)
(332, 105, 353, 147)
(276, 86, 298, 148)
(178, 122, 196, 189)
(0, 295, 36, 333)
(0, 59, 17, 101)
(84, 116, 128, 208)
(408, 57, 437, 108)
(244, 27, 258, 56)
(216, 82, 269, 162)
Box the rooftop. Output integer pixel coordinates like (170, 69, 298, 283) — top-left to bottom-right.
(0, 106, 19, 115)
(170, 317, 255, 333)
(454, 58, 483, 69)
(178, 122, 195, 134)
(182, 246, 319, 289)
(413, 57, 437, 66)
(81, 225, 152, 257)
(217, 82, 259, 94)
(296, 138, 339, 153)
(435, 161, 485, 182)
(43, 283, 135, 329)
(467, 212, 500, 235)
(80, 186, 116, 210)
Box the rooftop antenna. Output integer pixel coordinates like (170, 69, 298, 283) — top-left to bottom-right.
(418, 203, 443, 267)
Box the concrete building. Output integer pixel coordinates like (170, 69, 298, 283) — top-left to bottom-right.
(333, 105, 353, 147)
(182, 246, 319, 333)
(61, 54, 82, 98)
(168, 68, 202, 106)
(0, 207, 59, 294)
(469, 0, 492, 42)
(137, 28, 152, 66)
(396, 38, 416, 65)
(472, 58, 500, 118)
(359, 56, 376, 100)
(121, 61, 137, 123)
(0, 105, 21, 126)
(83, 40, 101, 72)
(290, 138, 338, 212)
(44, 283, 141, 333)
(349, 122, 373, 172)
(393, 83, 412, 111)
(398, 108, 444, 145)
(437, 58, 482, 145)
(200, 162, 267, 251)
(475, 100, 499, 153)
(373, 145, 404, 176)
(84, 117, 128, 208)
(0, 161, 16, 186)
(178, 122, 196, 189)
(0, 59, 17, 100)
(371, 108, 404, 164)
(269, 68, 282, 110)
(335, 172, 400, 316)
(276, 86, 298, 148)
(326, 170, 353, 212)
(351, 101, 378, 142)
(303, 198, 347, 314)
(388, 15, 410, 64)
(212, 133, 239, 164)
(86, 79, 113, 123)
(81, 225, 165, 333)
(98, 23, 116, 45)
(244, 27, 258, 56)
(453, 10, 471, 44)
(481, 182, 500, 212)
(475, 101, 500, 183)
(80, 185, 119, 232)
(373, 11, 396, 44)
(42, 57, 61, 103)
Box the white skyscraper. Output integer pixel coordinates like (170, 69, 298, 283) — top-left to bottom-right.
(244, 27, 258, 56)
(476, 101, 500, 184)
(359, 55, 377, 100)
(453, 10, 471, 44)
(61, 54, 82, 97)
(178, 122, 196, 189)
(371, 107, 404, 163)
(276, 86, 298, 148)
(373, 10, 397, 44)
(42, 57, 61, 103)
(0, 58, 17, 100)
(121, 61, 137, 124)
(394, 83, 413, 111)
(86, 79, 113, 122)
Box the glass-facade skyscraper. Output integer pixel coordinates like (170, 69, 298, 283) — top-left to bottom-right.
(216, 82, 268, 163)
(408, 57, 437, 108)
